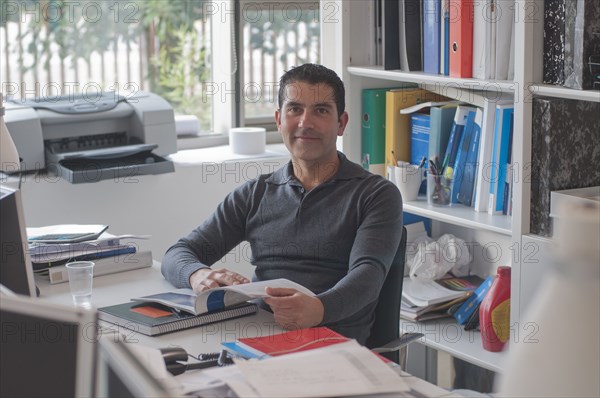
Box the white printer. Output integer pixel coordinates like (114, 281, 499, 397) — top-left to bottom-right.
(4, 91, 177, 183)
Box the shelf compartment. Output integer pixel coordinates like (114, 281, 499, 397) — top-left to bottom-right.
(348, 66, 516, 93)
(403, 198, 512, 236)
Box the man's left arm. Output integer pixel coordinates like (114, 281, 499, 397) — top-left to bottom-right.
(317, 181, 403, 325)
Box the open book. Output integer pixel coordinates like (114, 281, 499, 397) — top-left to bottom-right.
(132, 278, 314, 316)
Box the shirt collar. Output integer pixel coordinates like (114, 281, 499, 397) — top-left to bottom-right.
(266, 151, 369, 185)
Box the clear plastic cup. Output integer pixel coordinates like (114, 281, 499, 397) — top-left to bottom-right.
(427, 174, 452, 206)
(65, 261, 95, 308)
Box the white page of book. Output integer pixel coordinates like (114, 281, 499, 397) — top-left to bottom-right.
(216, 278, 315, 298)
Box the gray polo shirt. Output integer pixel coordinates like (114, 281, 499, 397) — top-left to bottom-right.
(162, 152, 403, 343)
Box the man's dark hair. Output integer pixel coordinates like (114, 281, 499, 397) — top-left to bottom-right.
(278, 63, 346, 119)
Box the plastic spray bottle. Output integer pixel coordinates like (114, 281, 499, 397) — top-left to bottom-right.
(479, 266, 511, 352)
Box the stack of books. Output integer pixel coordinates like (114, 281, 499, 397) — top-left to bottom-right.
(27, 224, 152, 284)
(362, 85, 516, 215)
(401, 275, 483, 322)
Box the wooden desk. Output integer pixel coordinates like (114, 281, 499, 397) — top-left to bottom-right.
(36, 263, 455, 397)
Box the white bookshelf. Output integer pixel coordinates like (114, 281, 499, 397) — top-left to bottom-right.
(322, 0, 598, 375)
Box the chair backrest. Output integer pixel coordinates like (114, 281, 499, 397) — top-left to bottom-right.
(365, 226, 407, 363)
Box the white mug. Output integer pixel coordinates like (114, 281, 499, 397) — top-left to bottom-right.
(394, 165, 424, 201)
(386, 165, 396, 183)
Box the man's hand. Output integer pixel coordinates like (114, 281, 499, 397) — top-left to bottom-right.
(189, 267, 250, 292)
(263, 287, 324, 330)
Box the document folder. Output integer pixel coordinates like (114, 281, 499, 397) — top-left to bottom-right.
(448, 0, 474, 78)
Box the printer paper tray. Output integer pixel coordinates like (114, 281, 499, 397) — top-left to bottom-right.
(46, 144, 174, 184)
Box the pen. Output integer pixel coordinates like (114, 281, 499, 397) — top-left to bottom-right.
(429, 160, 438, 175)
(391, 150, 398, 166)
(418, 156, 427, 169)
(441, 154, 449, 176)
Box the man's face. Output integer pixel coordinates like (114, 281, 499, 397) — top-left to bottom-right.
(275, 81, 348, 165)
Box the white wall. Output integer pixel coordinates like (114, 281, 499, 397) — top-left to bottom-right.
(18, 146, 289, 279)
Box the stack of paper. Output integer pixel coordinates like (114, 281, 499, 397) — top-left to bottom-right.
(401, 276, 482, 321)
(28, 225, 152, 284)
(29, 233, 149, 266)
(178, 340, 409, 398)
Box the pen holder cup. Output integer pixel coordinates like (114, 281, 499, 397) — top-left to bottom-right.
(394, 165, 424, 202)
(427, 174, 453, 206)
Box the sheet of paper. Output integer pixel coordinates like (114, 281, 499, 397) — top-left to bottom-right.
(234, 340, 409, 398)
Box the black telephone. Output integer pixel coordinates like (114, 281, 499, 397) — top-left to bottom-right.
(159, 347, 233, 376)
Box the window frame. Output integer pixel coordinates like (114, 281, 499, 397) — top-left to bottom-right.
(232, 0, 321, 145)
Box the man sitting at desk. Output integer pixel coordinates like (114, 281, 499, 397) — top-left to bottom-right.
(162, 63, 403, 344)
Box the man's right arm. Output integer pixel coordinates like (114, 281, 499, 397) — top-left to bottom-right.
(161, 183, 253, 288)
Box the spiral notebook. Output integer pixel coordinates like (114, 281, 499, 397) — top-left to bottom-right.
(98, 301, 258, 336)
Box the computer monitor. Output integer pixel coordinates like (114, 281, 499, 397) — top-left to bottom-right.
(0, 185, 37, 296)
(0, 294, 98, 397)
(97, 337, 181, 397)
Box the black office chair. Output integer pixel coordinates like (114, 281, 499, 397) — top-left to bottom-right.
(366, 226, 409, 364)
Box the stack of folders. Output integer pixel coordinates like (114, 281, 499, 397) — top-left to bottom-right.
(380, 0, 515, 79)
(27, 225, 152, 284)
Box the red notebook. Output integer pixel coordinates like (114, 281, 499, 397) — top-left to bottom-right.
(236, 327, 349, 358)
(222, 326, 392, 363)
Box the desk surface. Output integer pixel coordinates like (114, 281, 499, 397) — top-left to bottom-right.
(36, 263, 456, 397)
(36, 262, 281, 355)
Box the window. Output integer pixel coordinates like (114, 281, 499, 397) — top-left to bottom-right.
(239, 1, 320, 130)
(0, 0, 321, 147)
(1, 0, 214, 133)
